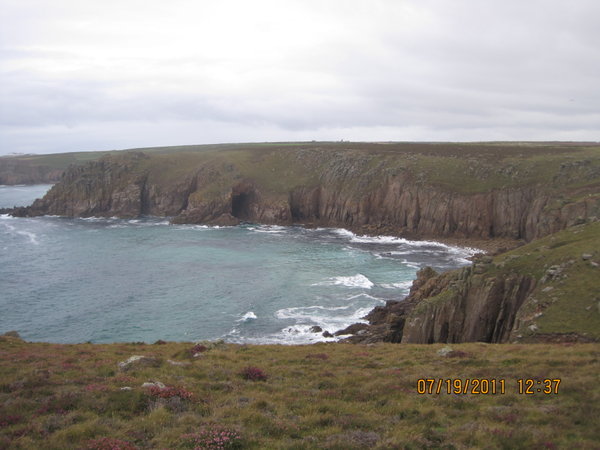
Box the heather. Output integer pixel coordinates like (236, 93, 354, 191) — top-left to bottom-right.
(1, 335, 598, 448)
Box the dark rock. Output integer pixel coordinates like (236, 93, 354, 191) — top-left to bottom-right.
(209, 213, 240, 226)
(310, 326, 323, 333)
(322, 331, 334, 338)
(334, 323, 369, 336)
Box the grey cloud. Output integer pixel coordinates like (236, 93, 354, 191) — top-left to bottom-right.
(1, 0, 599, 155)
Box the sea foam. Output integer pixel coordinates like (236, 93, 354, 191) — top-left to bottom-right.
(311, 273, 374, 289)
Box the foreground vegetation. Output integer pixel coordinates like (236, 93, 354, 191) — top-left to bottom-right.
(1, 335, 598, 449)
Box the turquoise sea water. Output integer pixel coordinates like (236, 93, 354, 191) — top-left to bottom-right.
(0, 185, 476, 344)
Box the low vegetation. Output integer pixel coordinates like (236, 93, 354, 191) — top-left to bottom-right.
(3, 142, 600, 197)
(1, 335, 598, 448)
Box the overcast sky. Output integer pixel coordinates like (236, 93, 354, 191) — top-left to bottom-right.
(0, 0, 599, 155)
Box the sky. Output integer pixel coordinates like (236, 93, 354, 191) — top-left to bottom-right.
(0, 0, 599, 155)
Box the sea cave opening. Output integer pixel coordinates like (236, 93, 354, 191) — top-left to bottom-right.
(231, 190, 255, 220)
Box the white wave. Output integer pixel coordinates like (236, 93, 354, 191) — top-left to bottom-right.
(275, 304, 373, 327)
(331, 228, 356, 238)
(229, 324, 335, 345)
(380, 281, 413, 290)
(18, 230, 39, 245)
(134, 220, 171, 227)
(250, 304, 376, 345)
(237, 311, 257, 322)
(250, 225, 286, 234)
(79, 216, 113, 222)
(346, 293, 381, 301)
(1, 222, 39, 244)
(311, 273, 374, 289)
(275, 305, 352, 320)
(401, 259, 421, 269)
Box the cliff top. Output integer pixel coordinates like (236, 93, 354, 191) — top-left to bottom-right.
(3, 141, 600, 195)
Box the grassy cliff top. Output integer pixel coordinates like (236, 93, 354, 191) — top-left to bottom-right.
(3, 141, 600, 195)
(491, 221, 600, 341)
(1, 335, 598, 448)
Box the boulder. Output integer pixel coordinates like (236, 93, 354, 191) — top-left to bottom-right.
(118, 355, 162, 372)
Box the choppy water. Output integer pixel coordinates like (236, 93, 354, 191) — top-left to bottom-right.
(0, 185, 477, 344)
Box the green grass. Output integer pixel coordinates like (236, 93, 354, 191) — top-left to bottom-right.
(4, 142, 600, 197)
(0, 336, 598, 449)
(491, 222, 600, 340)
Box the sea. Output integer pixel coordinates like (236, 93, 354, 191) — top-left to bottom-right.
(0, 184, 477, 344)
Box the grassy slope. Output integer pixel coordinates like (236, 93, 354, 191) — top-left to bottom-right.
(494, 222, 600, 341)
(1, 336, 598, 449)
(5, 142, 600, 196)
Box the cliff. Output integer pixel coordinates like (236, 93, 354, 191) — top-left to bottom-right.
(345, 221, 600, 344)
(16, 142, 600, 244)
(0, 151, 115, 185)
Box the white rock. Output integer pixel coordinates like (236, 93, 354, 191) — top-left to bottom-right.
(142, 381, 165, 389)
(437, 346, 453, 356)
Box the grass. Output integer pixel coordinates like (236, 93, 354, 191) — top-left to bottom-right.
(493, 221, 600, 341)
(1, 335, 598, 449)
(4, 142, 600, 196)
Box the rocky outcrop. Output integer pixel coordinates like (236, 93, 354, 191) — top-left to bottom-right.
(344, 263, 536, 344)
(401, 267, 536, 343)
(24, 153, 150, 218)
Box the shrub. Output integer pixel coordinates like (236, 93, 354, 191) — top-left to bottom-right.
(447, 350, 471, 358)
(0, 414, 22, 427)
(146, 385, 194, 400)
(190, 344, 208, 356)
(85, 437, 138, 450)
(305, 353, 329, 360)
(181, 427, 242, 449)
(239, 366, 268, 381)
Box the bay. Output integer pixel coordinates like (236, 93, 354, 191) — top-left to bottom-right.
(0, 185, 476, 344)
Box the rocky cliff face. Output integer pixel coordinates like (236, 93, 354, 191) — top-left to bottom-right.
(26, 153, 150, 218)
(20, 148, 600, 246)
(340, 264, 532, 344)
(400, 264, 536, 343)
